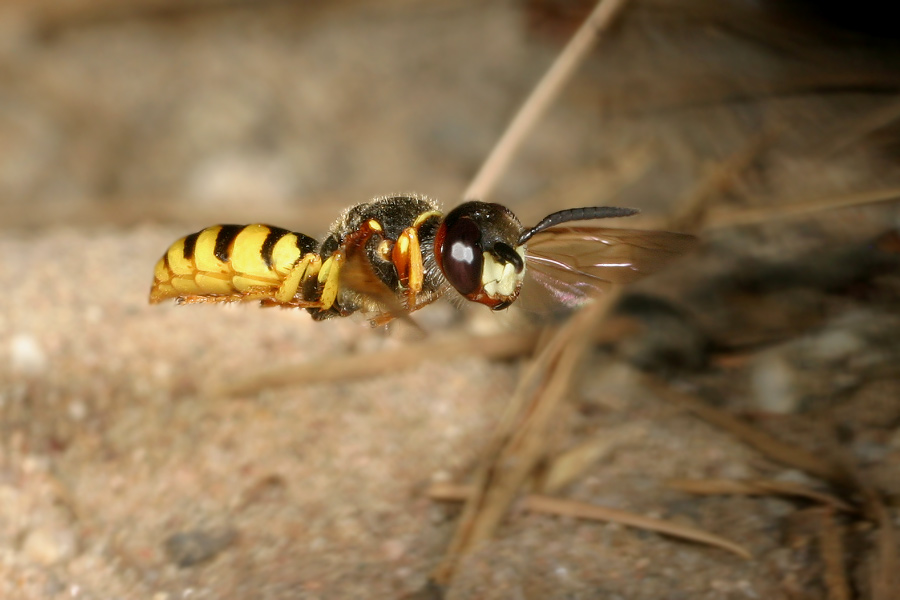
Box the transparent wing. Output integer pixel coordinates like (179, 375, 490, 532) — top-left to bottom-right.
(519, 226, 696, 312)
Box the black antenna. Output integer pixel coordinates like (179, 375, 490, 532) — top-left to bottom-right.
(518, 206, 639, 245)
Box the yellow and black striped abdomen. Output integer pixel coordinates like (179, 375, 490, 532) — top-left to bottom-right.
(150, 224, 319, 304)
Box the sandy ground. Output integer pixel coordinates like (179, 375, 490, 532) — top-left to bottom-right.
(2, 217, 898, 599)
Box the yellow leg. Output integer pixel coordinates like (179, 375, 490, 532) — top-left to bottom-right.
(318, 253, 344, 310)
(275, 254, 321, 304)
(392, 227, 425, 309)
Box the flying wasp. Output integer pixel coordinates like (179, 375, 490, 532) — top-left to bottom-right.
(149, 194, 695, 325)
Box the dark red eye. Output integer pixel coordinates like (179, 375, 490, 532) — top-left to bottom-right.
(439, 216, 483, 295)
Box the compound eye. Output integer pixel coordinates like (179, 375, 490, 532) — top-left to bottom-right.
(440, 216, 483, 296)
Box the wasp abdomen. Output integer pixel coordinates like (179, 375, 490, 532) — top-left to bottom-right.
(150, 224, 319, 304)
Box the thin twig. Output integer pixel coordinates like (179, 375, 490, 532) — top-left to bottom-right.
(524, 495, 751, 560)
(538, 424, 647, 495)
(817, 508, 851, 600)
(428, 483, 752, 560)
(463, 0, 631, 201)
(870, 495, 897, 600)
(667, 478, 855, 512)
(812, 435, 897, 600)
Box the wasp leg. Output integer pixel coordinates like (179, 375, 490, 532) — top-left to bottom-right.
(315, 218, 399, 316)
(391, 226, 425, 310)
(173, 288, 276, 305)
(275, 253, 322, 304)
(316, 252, 345, 311)
(173, 295, 237, 305)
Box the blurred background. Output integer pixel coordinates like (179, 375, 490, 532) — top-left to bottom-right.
(2, 0, 622, 230)
(0, 0, 895, 231)
(1, 1, 900, 598)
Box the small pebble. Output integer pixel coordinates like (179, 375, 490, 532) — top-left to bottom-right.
(68, 399, 88, 421)
(750, 352, 798, 414)
(22, 525, 78, 565)
(762, 498, 794, 519)
(10, 333, 48, 375)
(381, 539, 406, 561)
(164, 527, 236, 568)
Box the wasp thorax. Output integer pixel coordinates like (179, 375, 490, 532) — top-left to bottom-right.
(434, 201, 527, 310)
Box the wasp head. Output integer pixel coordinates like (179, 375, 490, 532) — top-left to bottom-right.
(434, 201, 526, 310)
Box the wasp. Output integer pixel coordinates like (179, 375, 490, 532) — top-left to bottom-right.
(150, 194, 695, 325)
